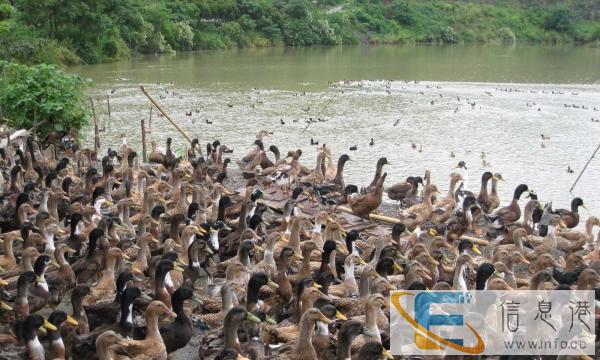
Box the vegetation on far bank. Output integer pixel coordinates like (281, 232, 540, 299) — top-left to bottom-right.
(0, 0, 599, 66)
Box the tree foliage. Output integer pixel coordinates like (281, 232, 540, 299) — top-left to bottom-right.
(0, 62, 91, 136)
(0, 0, 599, 65)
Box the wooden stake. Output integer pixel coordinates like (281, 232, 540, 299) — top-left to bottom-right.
(148, 105, 153, 129)
(89, 98, 100, 150)
(141, 119, 147, 163)
(140, 86, 192, 143)
(106, 95, 111, 120)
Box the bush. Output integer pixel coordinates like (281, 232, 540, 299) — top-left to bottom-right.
(0, 62, 91, 136)
(439, 26, 457, 43)
(0, 3, 13, 21)
(390, 0, 417, 26)
(496, 27, 516, 44)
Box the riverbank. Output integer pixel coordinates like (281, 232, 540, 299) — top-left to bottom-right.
(1, 0, 599, 66)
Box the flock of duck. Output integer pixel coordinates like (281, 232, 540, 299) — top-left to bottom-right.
(0, 127, 598, 360)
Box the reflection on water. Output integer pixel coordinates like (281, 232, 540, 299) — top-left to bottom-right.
(71, 45, 600, 226)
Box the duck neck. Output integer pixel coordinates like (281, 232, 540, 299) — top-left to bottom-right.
(223, 316, 242, 352)
(294, 316, 317, 359)
(144, 311, 161, 340)
(491, 178, 499, 196)
(239, 247, 251, 267)
(369, 242, 384, 267)
(334, 157, 347, 187)
(514, 234, 524, 253)
(585, 220, 594, 240)
(547, 226, 557, 245)
(217, 197, 227, 223)
(222, 287, 236, 313)
(300, 247, 312, 274)
(26, 336, 44, 360)
(480, 177, 489, 196)
(44, 230, 55, 255)
(3, 238, 14, 262)
(447, 178, 459, 199)
(120, 300, 134, 328)
(365, 303, 381, 342)
(522, 205, 534, 226)
(181, 232, 195, 265)
(328, 249, 338, 279)
(454, 263, 468, 291)
(289, 220, 303, 252)
(337, 330, 355, 360)
(423, 189, 434, 207)
(172, 295, 186, 320)
(48, 195, 59, 220)
(246, 282, 260, 309)
(343, 263, 357, 289)
(264, 247, 275, 268)
(17, 206, 29, 225)
(39, 192, 49, 213)
(359, 273, 372, 298)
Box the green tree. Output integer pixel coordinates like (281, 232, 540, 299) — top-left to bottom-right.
(0, 62, 91, 136)
(545, 7, 576, 33)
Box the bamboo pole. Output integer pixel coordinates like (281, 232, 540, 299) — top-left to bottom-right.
(336, 206, 403, 224)
(106, 95, 111, 120)
(336, 205, 490, 246)
(141, 119, 147, 163)
(148, 105, 153, 129)
(89, 98, 100, 150)
(140, 86, 192, 143)
(458, 235, 489, 246)
(569, 143, 600, 192)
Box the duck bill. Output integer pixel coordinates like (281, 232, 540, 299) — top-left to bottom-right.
(312, 283, 322, 289)
(254, 244, 264, 252)
(267, 279, 279, 289)
(173, 265, 185, 272)
(280, 236, 289, 243)
(246, 312, 261, 323)
(175, 259, 187, 267)
(472, 245, 482, 255)
(204, 247, 214, 255)
(335, 310, 347, 321)
(428, 229, 438, 236)
(383, 350, 394, 359)
(0, 278, 8, 287)
(319, 315, 333, 325)
(265, 315, 277, 325)
(293, 252, 304, 260)
(196, 228, 207, 236)
(43, 319, 58, 331)
(164, 308, 177, 318)
(66, 315, 79, 326)
(122, 254, 131, 261)
(0, 301, 13, 311)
